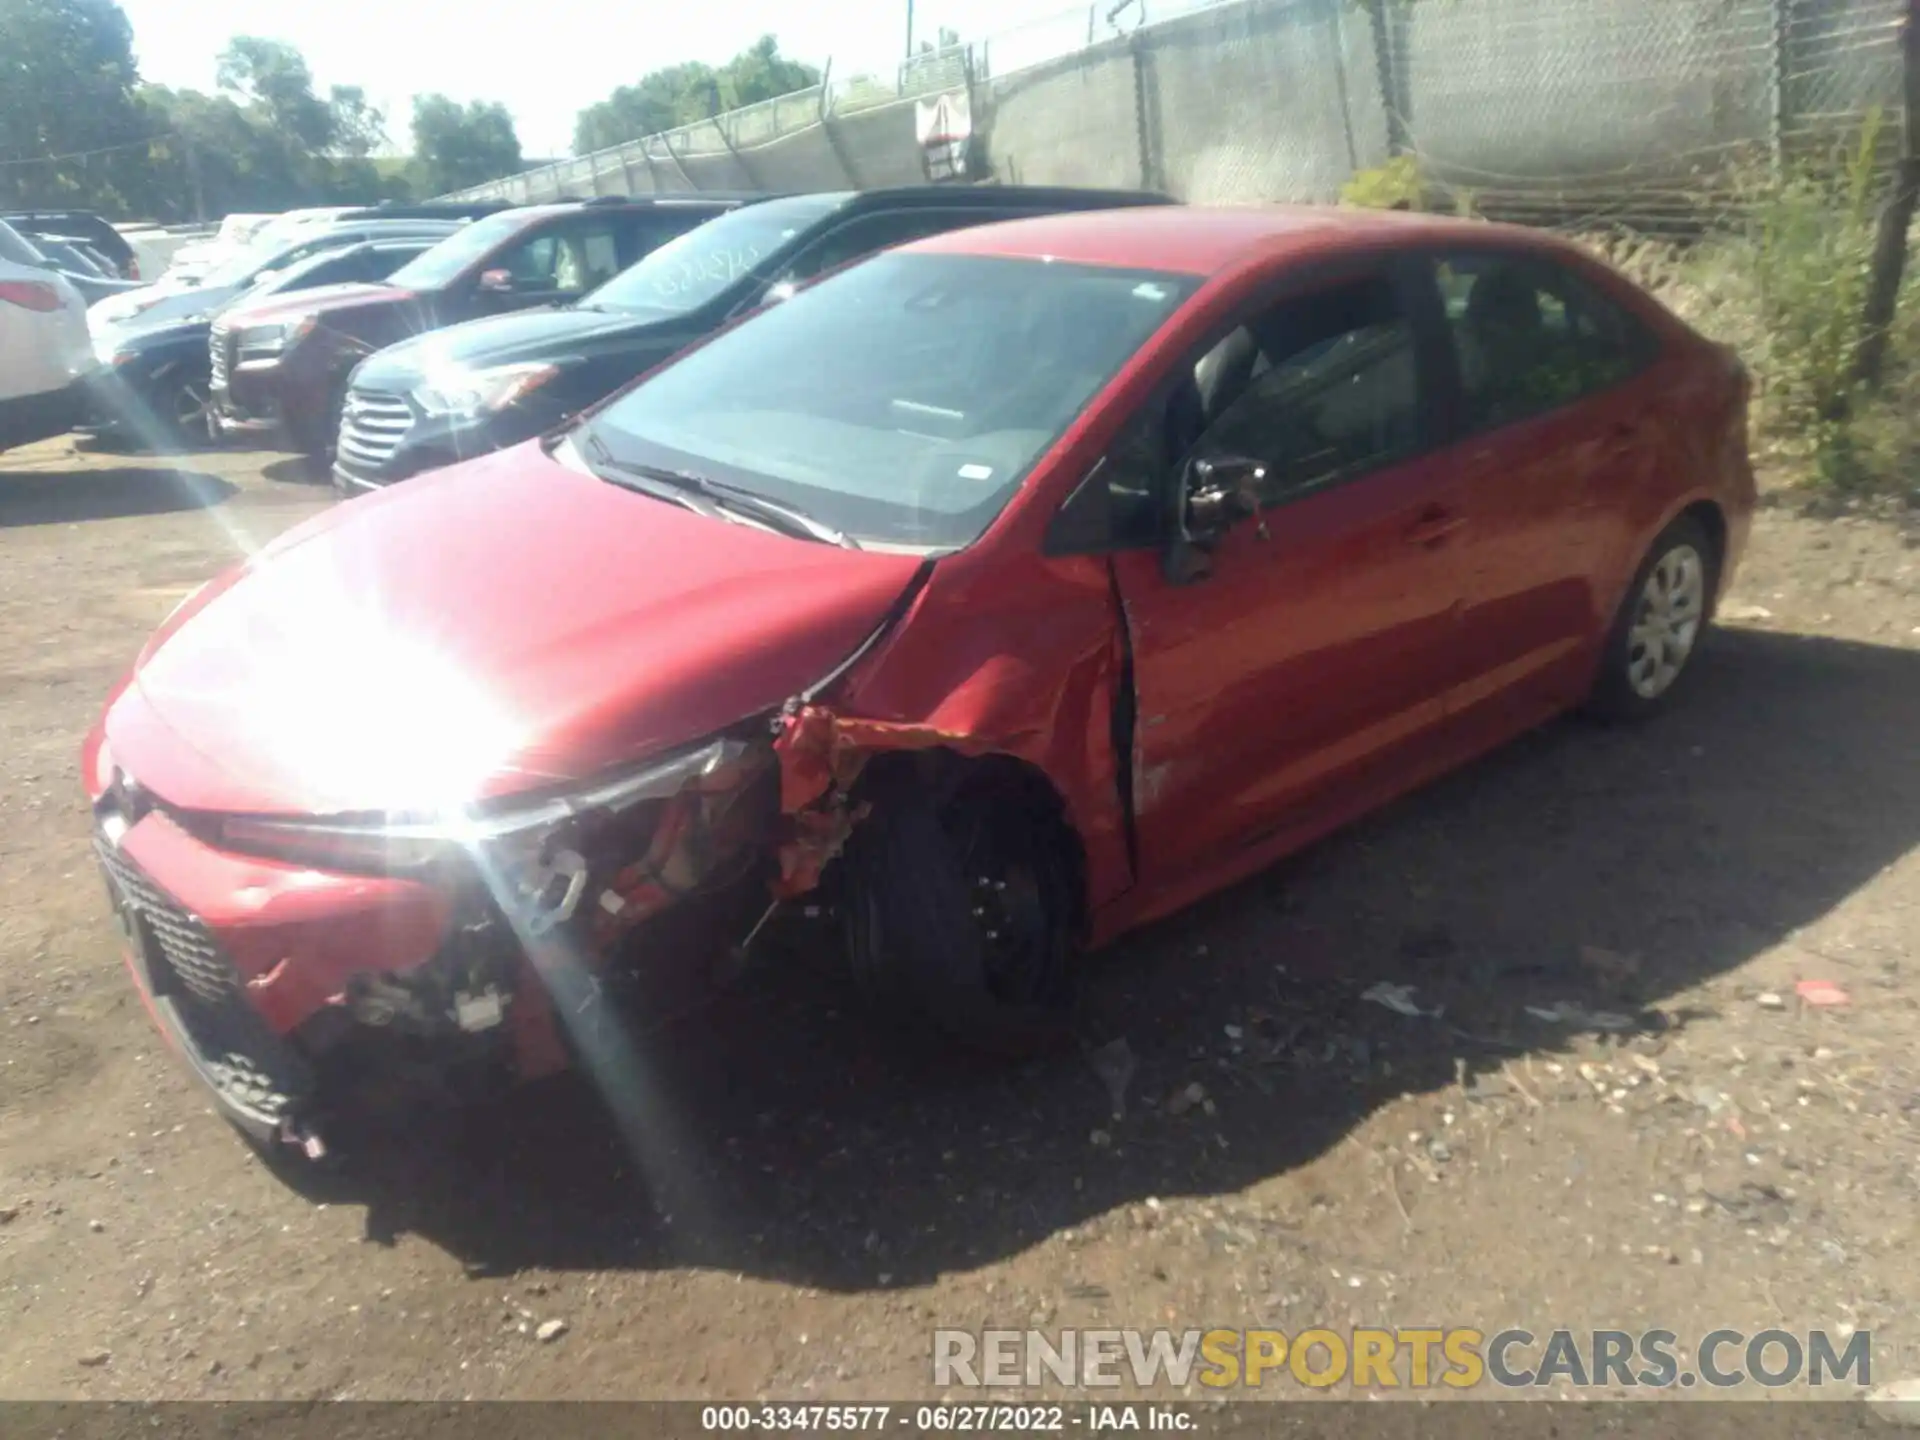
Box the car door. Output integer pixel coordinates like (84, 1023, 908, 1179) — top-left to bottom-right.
(1103, 258, 1470, 885)
(1424, 250, 1667, 725)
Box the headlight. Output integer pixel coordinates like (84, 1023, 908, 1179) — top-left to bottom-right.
(212, 736, 753, 915)
(412, 362, 560, 421)
(235, 316, 315, 360)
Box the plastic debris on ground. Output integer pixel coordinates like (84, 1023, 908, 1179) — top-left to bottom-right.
(1524, 1000, 1637, 1033)
(1361, 982, 1442, 1019)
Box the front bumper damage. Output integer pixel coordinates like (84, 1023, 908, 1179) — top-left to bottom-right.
(88, 554, 1076, 1153)
(92, 712, 929, 1154)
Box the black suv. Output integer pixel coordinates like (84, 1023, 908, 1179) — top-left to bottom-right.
(3, 210, 138, 279)
(331, 184, 1174, 495)
(213, 195, 762, 463)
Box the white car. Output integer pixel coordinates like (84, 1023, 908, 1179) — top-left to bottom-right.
(160, 209, 353, 287)
(0, 221, 96, 453)
(117, 225, 210, 285)
(162, 212, 278, 285)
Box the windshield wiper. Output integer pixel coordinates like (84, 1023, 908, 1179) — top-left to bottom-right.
(580, 429, 860, 550)
(694, 473, 861, 550)
(577, 430, 723, 521)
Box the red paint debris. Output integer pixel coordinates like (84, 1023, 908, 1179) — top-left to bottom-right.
(1795, 979, 1850, 1008)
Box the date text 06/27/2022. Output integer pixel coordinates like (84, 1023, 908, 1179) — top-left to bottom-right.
(700, 1404, 1195, 1433)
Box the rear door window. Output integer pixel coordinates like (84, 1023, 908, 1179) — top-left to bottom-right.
(1434, 253, 1657, 431)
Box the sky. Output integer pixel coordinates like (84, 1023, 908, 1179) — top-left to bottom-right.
(116, 0, 1110, 159)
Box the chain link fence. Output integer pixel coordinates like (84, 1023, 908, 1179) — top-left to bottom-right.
(441, 0, 1907, 235)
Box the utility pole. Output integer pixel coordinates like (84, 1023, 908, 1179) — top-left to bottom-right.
(906, 0, 916, 56)
(1855, 0, 1920, 389)
(185, 132, 207, 223)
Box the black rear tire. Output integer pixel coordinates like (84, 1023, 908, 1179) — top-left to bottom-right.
(842, 770, 1078, 1056)
(1586, 514, 1719, 723)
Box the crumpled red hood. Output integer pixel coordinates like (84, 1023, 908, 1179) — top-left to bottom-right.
(103, 443, 924, 816)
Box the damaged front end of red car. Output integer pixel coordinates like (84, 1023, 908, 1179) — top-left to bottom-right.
(90, 580, 1044, 1160)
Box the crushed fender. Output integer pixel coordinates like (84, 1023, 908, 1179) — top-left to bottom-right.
(768, 705, 993, 898)
(589, 748, 774, 945)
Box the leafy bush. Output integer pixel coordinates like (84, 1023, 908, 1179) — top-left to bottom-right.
(1588, 112, 1913, 497)
(1341, 155, 1424, 211)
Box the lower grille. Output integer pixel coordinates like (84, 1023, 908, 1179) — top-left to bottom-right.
(97, 840, 234, 1007)
(336, 388, 415, 472)
(209, 321, 230, 390)
(96, 839, 307, 1125)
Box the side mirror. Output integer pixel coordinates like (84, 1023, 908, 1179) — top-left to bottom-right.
(1184, 455, 1269, 541)
(477, 268, 515, 294)
(1164, 454, 1269, 585)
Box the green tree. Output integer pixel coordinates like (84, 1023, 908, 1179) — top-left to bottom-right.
(215, 35, 334, 151)
(0, 0, 146, 209)
(411, 94, 521, 194)
(139, 84, 306, 219)
(572, 35, 820, 156)
(326, 84, 386, 159)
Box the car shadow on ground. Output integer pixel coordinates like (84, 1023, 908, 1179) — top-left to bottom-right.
(282, 627, 1920, 1291)
(261, 457, 327, 486)
(0, 464, 236, 527)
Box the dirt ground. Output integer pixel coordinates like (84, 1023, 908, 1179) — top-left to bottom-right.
(2, 433, 1918, 1405)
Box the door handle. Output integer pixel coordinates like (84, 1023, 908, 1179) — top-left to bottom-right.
(1404, 508, 1466, 547)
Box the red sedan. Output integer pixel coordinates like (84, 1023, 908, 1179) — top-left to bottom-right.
(83, 206, 1753, 1157)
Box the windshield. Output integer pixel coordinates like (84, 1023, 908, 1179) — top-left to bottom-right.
(197, 236, 312, 290)
(584, 194, 846, 318)
(385, 210, 531, 291)
(586, 251, 1195, 551)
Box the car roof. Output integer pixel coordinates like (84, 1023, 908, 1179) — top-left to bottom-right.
(336, 201, 514, 222)
(295, 219, 463, 242)
(842, 184, 1172, 214)
(510, 195, 766, 221)
(907, 204, 1564, 277)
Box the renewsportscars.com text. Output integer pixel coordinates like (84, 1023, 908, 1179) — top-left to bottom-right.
(932, 1327, 1873, 1391)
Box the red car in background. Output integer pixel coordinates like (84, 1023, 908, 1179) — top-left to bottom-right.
(84, 206, 1753, 1159)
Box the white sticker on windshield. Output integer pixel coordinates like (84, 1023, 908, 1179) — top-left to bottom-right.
(1133, 282, 1169, 301)
(958, 463, 994, 481)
